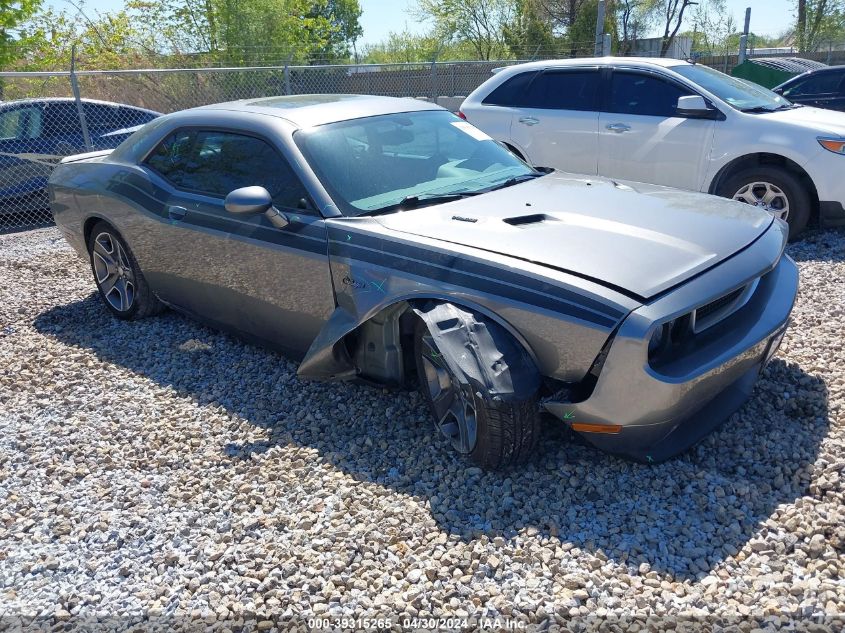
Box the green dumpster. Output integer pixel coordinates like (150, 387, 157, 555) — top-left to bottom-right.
(732, 57, 827, 89)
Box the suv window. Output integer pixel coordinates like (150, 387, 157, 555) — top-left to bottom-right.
(42, 102, 83, 137)
(608, 72, 693, 117)
(482, 71, 538, 106)
(0, 106, 42, 141)
(784, 71, 845, 97)
(145, 129, 308, 209)
(523, 70, 600, 111)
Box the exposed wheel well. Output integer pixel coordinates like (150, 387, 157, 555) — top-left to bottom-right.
(709, 153, 819, 218)
(83, 216, 108, 246)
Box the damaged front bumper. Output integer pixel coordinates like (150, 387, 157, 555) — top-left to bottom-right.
(544, 225, 799, 463)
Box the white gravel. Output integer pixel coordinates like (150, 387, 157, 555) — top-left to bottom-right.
(1, 226, 844, 630)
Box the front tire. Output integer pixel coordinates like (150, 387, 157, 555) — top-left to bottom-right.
(414, 319, 539, 469)
(717, 167, 810, 240)
(87, 221, 163, 320)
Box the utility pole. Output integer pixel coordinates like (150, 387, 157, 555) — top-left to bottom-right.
(595, 0, 607, 56)
(738, 7, 751, 64)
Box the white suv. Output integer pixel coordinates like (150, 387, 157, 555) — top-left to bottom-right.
(460, 57, 845, 238)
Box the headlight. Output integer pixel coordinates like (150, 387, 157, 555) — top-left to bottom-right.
(818, 138, 845, 155)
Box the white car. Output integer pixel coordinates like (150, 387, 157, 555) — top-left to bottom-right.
(460, 57, 845, 238)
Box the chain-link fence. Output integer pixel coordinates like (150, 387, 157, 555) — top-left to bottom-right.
(2, 42, 844, 231)
(0, 60, 529, 232)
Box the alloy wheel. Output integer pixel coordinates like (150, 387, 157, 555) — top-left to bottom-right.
(91, 232, 136, 312)
(733, 181, 790, 221)
(419, 334, 478, 454)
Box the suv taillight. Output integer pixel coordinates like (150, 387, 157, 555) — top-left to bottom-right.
(457, 111, 467, 120)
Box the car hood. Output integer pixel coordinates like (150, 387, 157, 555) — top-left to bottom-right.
(756, 105, 845, 135)
(375, 173, 773, 300)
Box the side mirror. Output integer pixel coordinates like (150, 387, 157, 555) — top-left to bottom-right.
(677, 95, 718, 119)
(772, 87, 784, 95)
(224, 186, 273, 215)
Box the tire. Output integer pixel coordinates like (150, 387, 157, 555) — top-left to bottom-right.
(414, 319, 539, 470)
(86, 221, 164, 320)
(717, 167, 811, 240)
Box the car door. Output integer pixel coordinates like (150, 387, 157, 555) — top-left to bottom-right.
(140, 127, 335, 357)
(41, 101, 85, 155)
(598, 69, 716, 191)
(509, 68, 601, 174)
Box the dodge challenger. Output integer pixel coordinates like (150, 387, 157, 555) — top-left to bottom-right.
(48, 95, 799, 469)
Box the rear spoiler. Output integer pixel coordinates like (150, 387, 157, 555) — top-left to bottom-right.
(60, 149, 113, 164)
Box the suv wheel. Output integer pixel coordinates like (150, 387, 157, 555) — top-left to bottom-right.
(718, 167, 810, 240)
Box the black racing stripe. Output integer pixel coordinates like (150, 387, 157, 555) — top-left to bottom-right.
(331, 241, 618, 328)
(329, 228, 624, 320)
(329, 229, 624, 321)
(106, 179, 327, 256)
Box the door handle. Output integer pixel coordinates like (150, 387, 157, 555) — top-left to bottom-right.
(167, 205, 187, 220)
(518, 116, 540, 126)
(606, 123, 632, 133)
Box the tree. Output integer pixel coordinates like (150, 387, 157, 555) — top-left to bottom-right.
(503, 0, 557, 58)
(617, 0, 659, 55)
(0, 0, 42, 69)
(690, 0, 735, 55)
(795, 0, 845, 52)
(657, 0, 697, 57)
(566, 0, 617, 55)
(415, 0, 515, 60)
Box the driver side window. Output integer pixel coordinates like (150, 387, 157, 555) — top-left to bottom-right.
(608, 72, 693, 118)
(145, 128, 310, 210)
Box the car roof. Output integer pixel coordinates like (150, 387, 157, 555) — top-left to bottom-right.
(191, 94, 444, 128)
(498, 57, 690, 72)
(0, 97, 159, 114)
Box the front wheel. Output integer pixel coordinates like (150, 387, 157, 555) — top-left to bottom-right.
(717, 167, 810, 240)
(414, 319, 539, 470)
(87, 221, 164, 320)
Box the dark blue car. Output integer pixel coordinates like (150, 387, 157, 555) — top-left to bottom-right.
(0, 98, 160, 215)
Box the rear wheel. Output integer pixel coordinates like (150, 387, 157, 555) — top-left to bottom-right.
(717, 167, 810, 240)
(414, 319, 539, 469)
(87, 221, 163, 320)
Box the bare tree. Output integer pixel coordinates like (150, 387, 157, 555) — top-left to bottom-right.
(618, 0, 659, 55)
(415, 0, 514, 60)
(658, 0, 696, 57)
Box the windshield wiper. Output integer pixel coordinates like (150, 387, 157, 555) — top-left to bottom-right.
(361, 191, 482, 216)
(485, 172, 545, 192)
(741, 103, 798, 113)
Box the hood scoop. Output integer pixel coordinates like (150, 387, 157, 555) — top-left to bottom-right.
(503, 213, 552, 227)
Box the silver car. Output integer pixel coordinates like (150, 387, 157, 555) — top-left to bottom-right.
(49, 95, 798, 469)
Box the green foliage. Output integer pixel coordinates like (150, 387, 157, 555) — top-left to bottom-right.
(796, 0, 845, 51)
(0, 0, 42, 69)
(415, 0, 514, 60)
(361, 31, 479, 63)
(567, 0, 617, 54)
(503, 0, 557, 57)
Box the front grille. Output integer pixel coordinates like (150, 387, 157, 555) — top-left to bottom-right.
(691, 279, 759, 334)
(696, 287, 744, 322)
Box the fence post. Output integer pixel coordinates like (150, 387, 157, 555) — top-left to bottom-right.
(284, 61, 291, 96)
(70, 45, 92, 152)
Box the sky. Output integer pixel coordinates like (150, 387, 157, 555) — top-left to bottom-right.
(44, 0, 798, 47)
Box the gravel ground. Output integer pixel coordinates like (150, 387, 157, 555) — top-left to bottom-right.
(1, 226, 844, 631)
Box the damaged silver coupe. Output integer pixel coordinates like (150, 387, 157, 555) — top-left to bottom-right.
(49, 95, 798, 469)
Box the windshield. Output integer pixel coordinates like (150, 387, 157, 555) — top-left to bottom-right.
(295, 110, 536, 216)
(672, 63, 794, 112)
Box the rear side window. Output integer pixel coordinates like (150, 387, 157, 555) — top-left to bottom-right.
(523, 71, 600, 111)
(608, 72, 693, 117)
(482, 71, 538, 106)
(144, 128, 308, 209)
